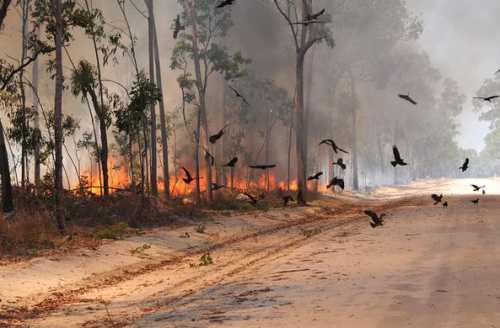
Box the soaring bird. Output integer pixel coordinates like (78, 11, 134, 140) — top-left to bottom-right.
(216, 0, 235, 9)
(364, 210, 385, 228)
(211, 183, 225, 191)
(173, 15, 185, 39)
(319, 139, 349, 154)
(474, 95, 499, 102)
(459, 158, 469, 172)
(283, 195, 294, 206)
(327, 177, 345, 190)
(471, 184, 485, 192)
(306, 8, 326, 21)
(391, 146, 407, 167)
(431, 194, 443, 205)
(249, 164, 277, 170)
(205, 151, 215, 166)
(307, 172, 323, 181)
(398, 93, 417, 105)
(442, 201, 448, 208)
(223, 157, 238, 167)
(333, 158, 347, 170)
(181, 167, 194, 184)
(243, 192, 258, 206)
(229, 86, 249, 105)
(471, 199, 479, 205)
(209, 125, 228, 144)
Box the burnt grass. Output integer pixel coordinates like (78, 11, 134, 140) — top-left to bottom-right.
(0, 187, 321, 260)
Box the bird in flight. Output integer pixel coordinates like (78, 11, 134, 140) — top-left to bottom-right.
(364, 210, 385, 228)
(327, 177, 345, 190)
(474, 95, 499, 102)
(307, 172, 323, 181)
(319, 139, 349, 154)
(216, 0, 235, 9)
(209, 125, 229, 144)
(249, 164, 277, 170)
(471, 199, 479, 205)
(459, 158, 469, 172)
(229, 86, 249, 105)
(181, 167, 194, 185)
(173, 15, 185, 39)
(283, 195, 294, 206)
(333, 158, 347, 170)
(398, 93, 417, 105)
(211, 183, 225, 191)
(391, 146, 407, 167)
(223, 157, 238, 168)
(471, 184, 485, 192)
(431, 194, 443, 205)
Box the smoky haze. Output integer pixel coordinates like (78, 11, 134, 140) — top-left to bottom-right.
(1, 0, 499, 193)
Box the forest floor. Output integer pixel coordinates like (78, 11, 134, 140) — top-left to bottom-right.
(2, 178, 500, 327)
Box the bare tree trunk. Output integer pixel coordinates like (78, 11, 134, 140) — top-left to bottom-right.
(349, 70, 359, 191)
(149, 0, 170, 199)
(146, 0, 157, 195)
(52, 0, 65, 232)
(295, 51, 307, 204)
(0, 120, 13, 214)
(33, 29, 41, 190)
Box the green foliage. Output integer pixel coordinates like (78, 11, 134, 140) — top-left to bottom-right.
(195, 223, 206, 233)
(95, 222, 129, 240)
(199, 253, 213, 266)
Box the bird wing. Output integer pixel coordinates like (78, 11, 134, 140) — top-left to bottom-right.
(181, 167, 192, 180)
(364, 210, 378, 221)
(393, 146, 402, 161)
(471, 184, 479, 190)
(243, 192, 257, 203)
(319, 139, 333, 146)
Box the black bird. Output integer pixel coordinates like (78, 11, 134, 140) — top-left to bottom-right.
(283, 195, 294, 206)
(364, 210, 385, 228)
(398, 93, 418, 105)
(209, 126, 228, 144)
(471, 184, 485, 192)
(431, 193, 443, 205)
(319, 139, 349, 154)
(474, 95, 499, 102)
(306, 8, 326, 21)
(327, 177, 345, 190)
(216, 0, 235, 9)
(205, 151, 215, 166)
(333, 158, 347, 170)
(223, 157, 238, 167)
(243, 192, 258, 206)
(249, 164, 277, 170)
(471, 199, 479, 205)
(211, 183, 225, 191)
(391, 146, 407, 167)
(229, 86, 249, 105)
(482, 190, 486, 195)
(181, 167, 194, 184)
(443, 201, 448, 208)
(459, 158, 469, 172)
(307, 172, 323, 181)
(173, 15, 185, 39)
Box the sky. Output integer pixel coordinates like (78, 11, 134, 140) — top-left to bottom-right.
(407, 0, 500, 151)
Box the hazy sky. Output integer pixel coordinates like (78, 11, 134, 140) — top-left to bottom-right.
(407, 0, 500, 151)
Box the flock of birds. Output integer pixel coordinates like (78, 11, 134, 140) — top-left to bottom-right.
(173, 0, 498, 229)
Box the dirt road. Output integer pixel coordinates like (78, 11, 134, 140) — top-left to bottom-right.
(2, 184, 500, 327)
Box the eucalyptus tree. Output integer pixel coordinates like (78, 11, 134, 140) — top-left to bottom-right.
(171, 0, 249, 204)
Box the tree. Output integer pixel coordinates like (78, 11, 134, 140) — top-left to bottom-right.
(171, 0, 249, 204)
(272, 0, 334, 204)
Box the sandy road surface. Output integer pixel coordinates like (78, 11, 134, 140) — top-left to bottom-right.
(3, 180, 500, 327)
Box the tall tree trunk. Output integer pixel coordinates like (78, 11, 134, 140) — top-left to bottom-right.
(146, 0, 157, 195)
(52, 0, 65, 232)
(295, 51, 307, 204)
(186, 0, 212, 203)
(0, 120, 13, 214)
(33, 29, 41, 190)
(19, 0, 29, 188)
(349, 71, 359, 191)
(149, 0, 170, 198)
